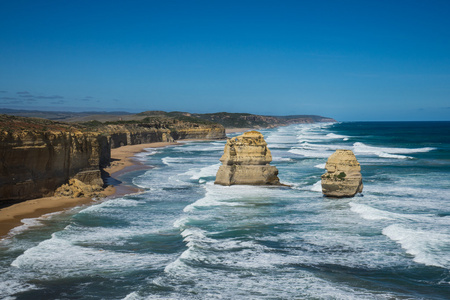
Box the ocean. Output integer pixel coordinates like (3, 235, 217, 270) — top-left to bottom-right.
(1, 122, 449, 299)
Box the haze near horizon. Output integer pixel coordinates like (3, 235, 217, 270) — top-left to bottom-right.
(0, 0, 449, 121)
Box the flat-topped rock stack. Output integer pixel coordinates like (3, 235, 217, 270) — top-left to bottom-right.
(321, 149, 363, 198)
(215, 131, 281, 186)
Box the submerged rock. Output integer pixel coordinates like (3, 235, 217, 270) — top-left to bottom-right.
(321, 149, 363, 198)
(215, 131, 281, 186)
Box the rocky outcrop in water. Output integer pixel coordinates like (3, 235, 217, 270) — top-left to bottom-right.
(215, 131, 280, 186)
(321, 149, 363, 198)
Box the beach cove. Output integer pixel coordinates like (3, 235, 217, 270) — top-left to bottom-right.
(0, 141, 178, 238)
(0, 128, 249, 239)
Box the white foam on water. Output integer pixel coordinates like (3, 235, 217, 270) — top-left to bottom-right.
(183, 163, 220, 180)
(7, 218, 43, 236)
(353, 142, 436, 159)
(288, 141, 348, 159)
(382, 224, 450, 268)
(183, 183, 277, 212)
(288, 148, 332, 158)
(133, 149, 159, 162)
(314, 163, 326, 169)
(310, 180, 322, 192)
(364, 184, 448, 202)
(160, 239, 401, 300)
(122, 292, 142, 300)
(80, 198, 141, 213)
(4, 211, 64, 239)
(173, 216, 191, 229)
(10, 234, 172, 278)
(161, 156, 193, 166)
(326, 133, 349, 139)
(58, 225, 166, 245)
(0, 280, 38, 299)
(349, 203, 395, 220)
(272, 156, 293, 162)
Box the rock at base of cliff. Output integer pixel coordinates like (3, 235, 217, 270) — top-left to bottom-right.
(321, 149, 363, 198)
(73, 170, 104, 186)
(55, 179, 105, 198)
(215, 131, 281, 186)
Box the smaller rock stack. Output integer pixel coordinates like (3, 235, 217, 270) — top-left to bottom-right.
(215, 131, 281, 186)
(321, 149, 363, 198)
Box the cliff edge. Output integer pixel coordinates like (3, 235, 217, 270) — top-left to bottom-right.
(0, 115, 107, 202)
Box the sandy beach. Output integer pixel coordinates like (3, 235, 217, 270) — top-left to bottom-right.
(0, 141, 177, 238)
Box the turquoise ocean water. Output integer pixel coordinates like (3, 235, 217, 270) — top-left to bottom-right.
(1, 122, 449, 299)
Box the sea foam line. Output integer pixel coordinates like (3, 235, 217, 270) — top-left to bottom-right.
(382, 224, 450, 268)
(353, 142, 436, 159)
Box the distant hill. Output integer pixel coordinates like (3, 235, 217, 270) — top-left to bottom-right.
(136, 111, 336, 128)
(0, 108, 336, 128)
(189, 112, 336, 128)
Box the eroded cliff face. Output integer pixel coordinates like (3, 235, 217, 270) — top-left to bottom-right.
(215, 131, 280, 186)
(321, 149, 363, 198)
(0, 129, 106, 201)
(100, 122, 225, 148)
(101, 124, 174, 148)
(169, 122, 226, 140)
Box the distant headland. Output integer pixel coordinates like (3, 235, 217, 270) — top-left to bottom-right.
(0, 108, 336, 128)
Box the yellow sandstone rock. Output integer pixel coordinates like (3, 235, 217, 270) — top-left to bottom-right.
(215, 131, 280, 185)
(55, 179, 104, 198)
(321, 149, 363, 198)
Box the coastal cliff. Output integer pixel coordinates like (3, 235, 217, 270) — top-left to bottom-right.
(0, 117, 106, 202)
(0, 114, 226, 203)
(98, 121, 225, 148)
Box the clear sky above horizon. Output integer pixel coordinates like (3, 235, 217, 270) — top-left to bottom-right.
(1, 0, 449, 121)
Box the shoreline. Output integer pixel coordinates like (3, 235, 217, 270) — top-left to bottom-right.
(0, 141, 177, 239)
(0, 130, 251, 239)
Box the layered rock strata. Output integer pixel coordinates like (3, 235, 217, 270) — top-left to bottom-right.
(101, 124, 174, 148)
(101, 123, 225, 149)
(0, 130, 107, 201)
(215, 131, 280, 185)
(321, 149, 363, 198)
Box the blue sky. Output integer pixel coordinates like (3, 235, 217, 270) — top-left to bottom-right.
(0, 0, 449, 121)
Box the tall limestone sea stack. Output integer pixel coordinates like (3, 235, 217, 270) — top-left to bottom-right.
(321, 149, 363, 198)
(215, 131, 281, 186)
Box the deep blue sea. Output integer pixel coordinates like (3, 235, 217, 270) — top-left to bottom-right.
(1, 122, 449, 299)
